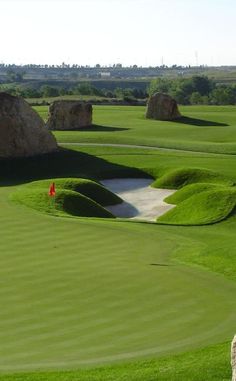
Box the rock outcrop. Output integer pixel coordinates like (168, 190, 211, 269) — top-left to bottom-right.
(47, 101, 92, 130)
(146, 92, 181, 120)
(232, 335, 236, 381)
(0, 93, 58, 158)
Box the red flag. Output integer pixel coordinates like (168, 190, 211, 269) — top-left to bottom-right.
(48, 182, 56, 197)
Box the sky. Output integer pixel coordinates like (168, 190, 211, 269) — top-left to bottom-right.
(0, 0, 235, 67)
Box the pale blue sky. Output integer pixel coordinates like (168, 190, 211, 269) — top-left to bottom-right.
(0, 0, 235, 66)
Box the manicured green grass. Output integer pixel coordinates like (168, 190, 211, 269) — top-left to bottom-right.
(11, 188, 114, 219)
(0, 196, 235, 373)
(10, 177, 122, 219)
(1, 105, 236, 379)
(23, 178, 122, 206)
(152, 167, 234, 189)
(165, 183, 225, 204)
(0, 145, 235, 376)
(34, 105, 49, 120)
(158, 188, 236, 225)
(3, 185, 236, 373)
(69, 144, 236, 185)
(34, 105, 236, 154)
(0, 342, 231, 381)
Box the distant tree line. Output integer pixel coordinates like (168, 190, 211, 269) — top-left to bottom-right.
(148, 76, 236, 105)
(1, 76, 236, 105)
(0, 82, 147, 101)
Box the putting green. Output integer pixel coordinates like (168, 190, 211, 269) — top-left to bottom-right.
(0, 180, 235, 371)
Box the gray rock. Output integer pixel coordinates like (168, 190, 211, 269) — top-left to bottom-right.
(232, 335, 236, 381)
(146, 92, 181, 121)
(47, 101, 92, 130)
(0, 93, 58, 158)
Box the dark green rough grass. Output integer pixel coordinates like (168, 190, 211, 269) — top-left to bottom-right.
(11, 188, 113, 218)
(165, 183, 226, 204)
(24, 178, 122, 206)
(158, 188, 236, 225)
(0, 342, 231, 381)
(152, 167, 234, 190)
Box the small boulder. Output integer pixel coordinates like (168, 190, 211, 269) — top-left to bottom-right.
(47, 101, 92, 130)
(0, 93, 58, 158)
(146, 92, 181, 121)
(232, 335, 236, 381)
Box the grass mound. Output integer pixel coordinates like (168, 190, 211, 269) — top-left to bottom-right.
(165, 183, 225, 205)
(11, 188, 114, 218)
(24, 178, 122, 206)
(153, 167, 233, 189)
(158, 188, 236, 225)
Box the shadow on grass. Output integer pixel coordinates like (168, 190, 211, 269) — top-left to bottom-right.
(0, 147, 151, 186)
(55, 124, 129, 132)
(150, 263, 169, 266)
(175, 116, 228, 127)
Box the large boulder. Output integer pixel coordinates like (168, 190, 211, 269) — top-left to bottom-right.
(146, 92, 181, 120)
(0, 93, 58, 158)
(47, 101, 92, 130)
(232, 335, 236, 381)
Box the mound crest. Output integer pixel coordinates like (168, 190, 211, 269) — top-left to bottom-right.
(25, 178, 122, 206)
(153, 167, 233, 189)
(11, 178, 122, 219)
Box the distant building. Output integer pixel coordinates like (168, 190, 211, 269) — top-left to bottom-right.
(100, 72, 111, 78)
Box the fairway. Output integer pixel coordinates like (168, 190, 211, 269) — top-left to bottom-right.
(36, 105, 236, 154)
(1, 105, 236, 379)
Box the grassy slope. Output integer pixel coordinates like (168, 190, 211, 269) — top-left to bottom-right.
(23, 178, 122, 206)
(10, 177, 122, 218)
(157, 188, 236, 225)
(11, 188, 114, 218)
(165, 183, 225, 204)
(35, 105, 236, 154)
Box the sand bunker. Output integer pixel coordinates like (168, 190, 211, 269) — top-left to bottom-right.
(101, 178, 175, 222)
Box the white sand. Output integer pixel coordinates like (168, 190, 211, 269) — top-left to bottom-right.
(101, 178, 175, 222)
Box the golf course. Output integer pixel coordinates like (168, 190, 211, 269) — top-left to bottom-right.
(1, 104, 236, 380)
